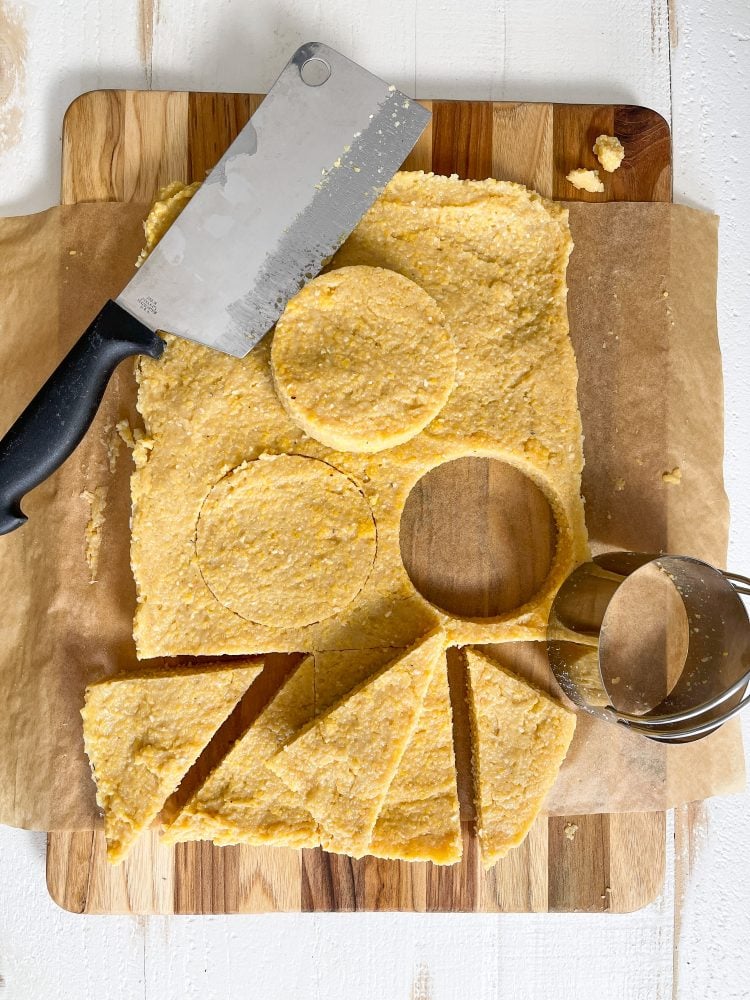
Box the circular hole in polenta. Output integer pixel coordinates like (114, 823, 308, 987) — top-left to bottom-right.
(399, 456, 557, 618)
(196, 455, 377, 629)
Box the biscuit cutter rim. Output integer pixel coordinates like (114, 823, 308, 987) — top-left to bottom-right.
(547, 552, 750, 743)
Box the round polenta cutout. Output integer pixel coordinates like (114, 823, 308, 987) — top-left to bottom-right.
(270, 266, 457, 453)
(196, 455, 377, 628)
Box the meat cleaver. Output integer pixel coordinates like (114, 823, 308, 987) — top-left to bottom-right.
(0, 42, 430, 534)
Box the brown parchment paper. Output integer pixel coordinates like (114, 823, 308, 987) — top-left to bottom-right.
(0, 200, 743, 831)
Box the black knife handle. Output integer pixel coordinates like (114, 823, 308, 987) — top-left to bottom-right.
(0, 299, 164, 535)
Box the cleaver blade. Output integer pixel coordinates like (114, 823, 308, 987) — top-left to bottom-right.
(116, 41, 431, 357)
(0, 43, 430, 534)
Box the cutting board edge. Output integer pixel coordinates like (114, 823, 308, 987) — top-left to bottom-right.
(48, 89, 670, 915)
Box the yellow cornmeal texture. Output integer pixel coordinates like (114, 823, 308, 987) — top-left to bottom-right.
(196, 455, 376, 628)
(313, 647, 461, 864)
(81, 659, 262, 863)
(593, 134, 625, 173)
(566, 168, 604, 194)
(313, 647, 402, 714)
(132, 172, 587, 657)
(370, 654, 462, 865)
(270, 266, 456, 453)
(136, 181, 202, 268)
(268, 630, 444, 858)
(464, 648, 576, 869)
(333, 172, 589, 644)
(162, 657, 319, 848)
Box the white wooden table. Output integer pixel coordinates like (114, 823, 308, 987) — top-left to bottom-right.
(0, 1, 748, 997)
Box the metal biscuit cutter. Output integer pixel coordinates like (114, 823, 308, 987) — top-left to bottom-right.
(547, 552, 750, 743)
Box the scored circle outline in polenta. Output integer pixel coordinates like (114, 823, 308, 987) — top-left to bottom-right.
(195, 454, 378, 629)
(270, 265, 457, 454)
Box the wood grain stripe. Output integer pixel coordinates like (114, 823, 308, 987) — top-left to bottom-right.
(187, 92, 262, 182)
(609, 811, 667, 913)
(232, 844, 301, 912)
(365, 858, 428, 912)
(552, 104, 614, 201)
(301, 849, 362, 911)
(425, 822, 481, 912)
(174, 839, 239, 913)
(492, 102, 553, 197)
(122, 91, 189, 201)
(432, 100, 494, 179)
(548, 814, 611, 912)
(46, 829, 96, 913)
(612, 104, 672, 201)
(61, 91, 125, 204)
(482, 817, 549, 912)
(402, 100, 433, 172)
(137, 0, 156, 88)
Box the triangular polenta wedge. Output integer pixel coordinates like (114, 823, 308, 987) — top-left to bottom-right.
(162, 656, 319, 849)
(81, 659, 262, 864)
(369, 653, 462, 865)
(314, 648, 400, 715)
(313, 647, 461, 863)
(268, 629, 445, 858)
(465, 648, 576, 869)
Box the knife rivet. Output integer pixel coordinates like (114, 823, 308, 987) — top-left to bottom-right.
(300, 57, 331, 87)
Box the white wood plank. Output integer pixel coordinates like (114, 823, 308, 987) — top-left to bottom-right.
(415, 0, 671, 113)
(0, 821, 675, 1000)
(143, 876, 674, 1000)
(150, 0, 417, 96)
(0, 0, 145, 215)
(670, 1, 750, 997)
(0, 827, 145, 1000)
(671, 0, 750, 574)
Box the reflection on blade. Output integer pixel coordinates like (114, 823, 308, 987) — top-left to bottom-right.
(116, 43, 430, 357)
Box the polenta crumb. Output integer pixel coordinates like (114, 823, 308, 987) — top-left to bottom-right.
(566, 168, 604, 193)
(662, 467, 682, 485)
(593, 134, 625, 173)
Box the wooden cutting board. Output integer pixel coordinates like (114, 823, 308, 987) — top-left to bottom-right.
(47, 91, 671, 915)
